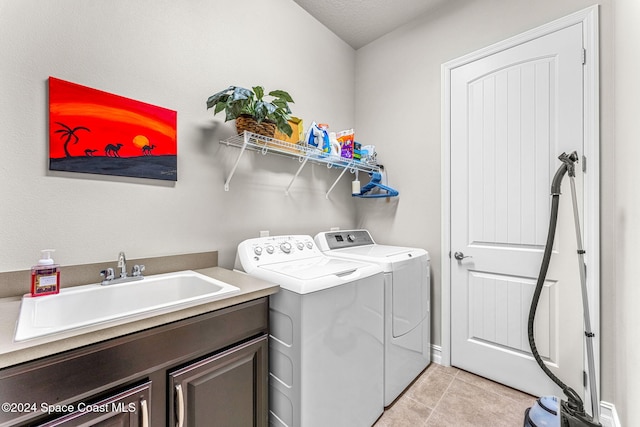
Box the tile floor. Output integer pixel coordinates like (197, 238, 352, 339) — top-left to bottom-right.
(373, 363, 536, 426)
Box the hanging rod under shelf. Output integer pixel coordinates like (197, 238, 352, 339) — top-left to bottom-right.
(219, 131, 380, 196)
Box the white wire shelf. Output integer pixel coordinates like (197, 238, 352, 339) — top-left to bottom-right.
(219, 131, 380, 197)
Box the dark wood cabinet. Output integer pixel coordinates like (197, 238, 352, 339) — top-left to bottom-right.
(168, 335, 268, 427)
(0, 298, 269, 427)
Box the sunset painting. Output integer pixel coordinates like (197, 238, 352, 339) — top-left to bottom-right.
(49, 77, 177, 181)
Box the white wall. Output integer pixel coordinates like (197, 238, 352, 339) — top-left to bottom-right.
(355, 0, 624, 419)
(0, 0, 358, 273)
(613, 0, 640, 425)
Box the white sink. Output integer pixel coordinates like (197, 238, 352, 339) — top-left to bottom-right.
(14, 270, 241, 341)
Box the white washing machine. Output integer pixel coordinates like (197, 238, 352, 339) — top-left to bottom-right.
(315, 229, 430, 406)
(235, 235, 384, 427)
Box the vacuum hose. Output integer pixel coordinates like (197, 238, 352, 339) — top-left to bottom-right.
(527, 152, 584, 414)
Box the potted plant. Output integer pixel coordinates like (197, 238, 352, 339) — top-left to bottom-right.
(206, 86, 294, 138)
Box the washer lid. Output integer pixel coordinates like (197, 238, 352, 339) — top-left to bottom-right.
(261, 256, 368, 280)
(254, 256, 382, 294)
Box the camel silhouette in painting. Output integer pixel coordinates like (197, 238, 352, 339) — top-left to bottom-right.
(142, 144, 156, 156)
(105, 143, 123, 157)
(84, 149, 98, 157)
(54, 122, 90, 158)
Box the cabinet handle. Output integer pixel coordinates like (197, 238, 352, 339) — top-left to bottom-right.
(140, 398, 149, 427)
(175, 384, 185, 427)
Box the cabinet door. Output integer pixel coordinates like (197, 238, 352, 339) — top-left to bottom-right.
(36, 382, 151, 427)
(169, 335, 268, 427)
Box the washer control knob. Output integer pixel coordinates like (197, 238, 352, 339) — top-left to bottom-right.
(254, 247, 263, 256)
(297, 242, 304, 250)
(306, 241, 313, 249)
(280, 242, 292, 253)
(266, 245, 274, 254)
(347, 234, 356, 242)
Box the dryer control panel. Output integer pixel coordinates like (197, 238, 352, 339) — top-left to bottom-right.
(315, 229, 375, 251)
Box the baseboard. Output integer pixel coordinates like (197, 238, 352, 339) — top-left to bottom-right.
(431, 344, 442, 365)
(600, 401, 621, 427)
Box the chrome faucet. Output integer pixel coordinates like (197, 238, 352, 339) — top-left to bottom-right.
(117, 251, 127, 278)
(100, 251, 145, 285)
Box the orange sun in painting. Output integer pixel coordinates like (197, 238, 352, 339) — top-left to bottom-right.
(133, 135, 149, 147)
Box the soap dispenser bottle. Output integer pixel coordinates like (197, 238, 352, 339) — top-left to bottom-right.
(30, 249, 60, 297)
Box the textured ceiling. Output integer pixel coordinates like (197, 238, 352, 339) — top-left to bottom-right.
(293, 0, 447, 49)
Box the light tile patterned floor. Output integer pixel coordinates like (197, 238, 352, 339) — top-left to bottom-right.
(373, 363, 536, 427)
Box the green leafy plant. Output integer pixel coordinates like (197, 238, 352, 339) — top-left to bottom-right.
(206, 86, 294, 137)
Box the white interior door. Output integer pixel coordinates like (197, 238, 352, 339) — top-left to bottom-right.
(449, 23, 585, 398)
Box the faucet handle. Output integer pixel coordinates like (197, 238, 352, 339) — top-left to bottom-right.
(100, 268, 115, 281)
(132, 264, 145, 277)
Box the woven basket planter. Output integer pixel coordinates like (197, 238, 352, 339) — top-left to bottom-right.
(235, 115, 277, 138)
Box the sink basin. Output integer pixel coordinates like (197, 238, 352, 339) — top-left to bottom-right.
(14, 270, 241, 341)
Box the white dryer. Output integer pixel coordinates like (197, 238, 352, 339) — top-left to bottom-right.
(315, 229, 430, 406)
(235, 235, 384, 427)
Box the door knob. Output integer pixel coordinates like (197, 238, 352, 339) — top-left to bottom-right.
(454, 251, 472, 261)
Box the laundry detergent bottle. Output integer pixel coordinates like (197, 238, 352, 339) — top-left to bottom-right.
(30, 249, 60, 297)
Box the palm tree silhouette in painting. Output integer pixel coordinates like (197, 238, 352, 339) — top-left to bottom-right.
(54, 122, 90, 158)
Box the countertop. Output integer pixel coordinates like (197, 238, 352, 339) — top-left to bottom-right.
(0, 267, 279, 369)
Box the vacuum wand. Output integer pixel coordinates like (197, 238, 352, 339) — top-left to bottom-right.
(558, 151, 599, 423)
(565, 155, 600, 424)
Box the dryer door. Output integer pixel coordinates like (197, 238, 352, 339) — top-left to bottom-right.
(392, 255, 430, 338)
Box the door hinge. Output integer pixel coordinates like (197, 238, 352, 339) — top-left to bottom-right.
(582, 155, 587, 173)
(582, 48, 587, 65)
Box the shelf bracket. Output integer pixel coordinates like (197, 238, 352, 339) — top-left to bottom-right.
(223, 132, 249, 191)
(285, 156, 309, 196)
(325, 162, 352, 199)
